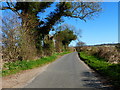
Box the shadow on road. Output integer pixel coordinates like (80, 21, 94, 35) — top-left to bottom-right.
(81, 71, 112, 89)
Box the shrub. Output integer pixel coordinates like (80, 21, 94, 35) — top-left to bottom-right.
(77, 46, 120, 63)
(79, 52, 120, 87)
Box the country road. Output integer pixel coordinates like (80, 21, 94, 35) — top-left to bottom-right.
(24, 52, 109, 88)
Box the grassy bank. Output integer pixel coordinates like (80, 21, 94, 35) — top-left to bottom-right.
(2, 52, 71, 76)
(79, 52, 120, 87)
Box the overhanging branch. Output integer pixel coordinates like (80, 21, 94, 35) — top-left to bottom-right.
(0, 7, 16, 10)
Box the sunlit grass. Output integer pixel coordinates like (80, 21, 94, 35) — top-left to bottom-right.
(2, 52, 71, 76)
(79, 52, 120, 87)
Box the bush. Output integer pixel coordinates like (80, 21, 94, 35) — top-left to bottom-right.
(79, 52, 120, 87)
(76, 46, 120, 63)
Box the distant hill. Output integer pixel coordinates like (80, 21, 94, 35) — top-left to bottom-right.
(74, 43, 120, 48)
(93, 43, 120, 47)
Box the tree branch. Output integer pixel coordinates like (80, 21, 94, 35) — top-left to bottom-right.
(64, 13, 86, 22)
(81, 10, 96, 19)
(0, 7, 16, 11)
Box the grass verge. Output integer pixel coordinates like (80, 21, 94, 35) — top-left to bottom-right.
(79, 51, 120, 88)
(2, 52, 71, 77)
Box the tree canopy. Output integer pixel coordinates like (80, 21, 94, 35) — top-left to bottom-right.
(54, 24, 77, 51)
(2, 2, 102, 36)
(1, 1, 102, 61)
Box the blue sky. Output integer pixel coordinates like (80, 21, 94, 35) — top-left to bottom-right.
(42, 2, 118, 46)
(67, 2, 118, 46)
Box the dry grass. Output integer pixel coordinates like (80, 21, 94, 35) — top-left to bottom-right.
(76, 45, 120, 64)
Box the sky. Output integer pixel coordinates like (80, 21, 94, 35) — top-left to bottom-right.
(39, 2, 118, 46)
(67, 2, 118, 46)
(1, 2, 119, 46)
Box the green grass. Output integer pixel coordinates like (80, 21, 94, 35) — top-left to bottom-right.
(79, 51, 120, 87)
(2, 51, 71, 76)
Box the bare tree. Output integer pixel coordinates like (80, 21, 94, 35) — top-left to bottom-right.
(2, 12, 21, 62)
(2, 12, 38, 62)
(76, 41, 86, 47)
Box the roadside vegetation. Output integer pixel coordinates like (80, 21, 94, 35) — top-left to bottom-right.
(2, 52, 70, 76)
(76, 44, 120, 88)
(1, 2, 102, 77)
(76, 44, 120, 63)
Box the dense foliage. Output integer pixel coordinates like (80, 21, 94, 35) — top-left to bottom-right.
(76, 45, 120, 63)
(1, 2, 102, 62)
(54, 24, 77, 52)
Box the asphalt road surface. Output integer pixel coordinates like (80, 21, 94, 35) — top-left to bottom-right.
(24, 52, 108, 88)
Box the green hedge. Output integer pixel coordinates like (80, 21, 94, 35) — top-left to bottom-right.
(2, 52, 70, 76)
(79, 52, 120, 87)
